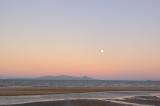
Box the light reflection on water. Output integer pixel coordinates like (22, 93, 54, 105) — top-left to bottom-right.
(0, 91, 160, 105)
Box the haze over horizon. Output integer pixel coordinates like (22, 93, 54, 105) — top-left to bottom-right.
(0, 0, 160, 80)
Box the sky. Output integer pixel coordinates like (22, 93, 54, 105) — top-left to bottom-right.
(0, 0, 160, 80)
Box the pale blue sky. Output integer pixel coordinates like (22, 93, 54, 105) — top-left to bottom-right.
(0, 0, 160, 80)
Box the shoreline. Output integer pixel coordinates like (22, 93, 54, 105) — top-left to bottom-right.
(0, 89, 159, 106)
(2, 96, 160, 106)
(0, 87, 160, 96)
(0, 99, 131, 106)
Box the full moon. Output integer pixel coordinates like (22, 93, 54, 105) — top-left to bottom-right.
(100, 49, 104, 53)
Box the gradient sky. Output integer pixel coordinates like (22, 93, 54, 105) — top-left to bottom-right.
(0, 0, 160, 80)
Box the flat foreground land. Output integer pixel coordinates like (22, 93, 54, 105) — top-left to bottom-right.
(0, 87, 160, 96)
(114, 96, 160, 105)
(2, 99, 127, 106)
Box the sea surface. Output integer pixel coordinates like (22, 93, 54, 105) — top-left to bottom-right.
(0, 79, 160, 88)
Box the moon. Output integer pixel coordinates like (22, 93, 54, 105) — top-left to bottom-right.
(100, 49, 104, 53)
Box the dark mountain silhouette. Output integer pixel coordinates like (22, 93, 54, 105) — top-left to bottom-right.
(37, 75, 95, 80)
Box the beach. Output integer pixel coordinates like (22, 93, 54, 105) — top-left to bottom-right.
(0, 80, 160, 106)
(121, 96, 160, 105)
(2, 99, 127, 106)
(0, 87, 160, 96)
(1, 94, 160, 106)
(0, 87, 160, 106)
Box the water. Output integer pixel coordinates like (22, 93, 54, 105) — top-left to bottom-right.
(0, 80, 160, 105)
(0, 91, 160, 105)
(0, 79, 160, 88)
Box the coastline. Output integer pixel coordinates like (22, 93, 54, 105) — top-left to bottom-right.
(0, 87, 160, 106)
(1, 99, 127, 106)
(2, 96, 160, 106)
(0, 87, 160, 96)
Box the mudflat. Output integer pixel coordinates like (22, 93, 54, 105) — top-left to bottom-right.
(117, 96, 160, 105)
(2, 99, 128, 106)
(0, 87, 160, 96)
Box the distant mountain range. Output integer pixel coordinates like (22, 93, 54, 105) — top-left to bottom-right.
(37, 75, 95, 80)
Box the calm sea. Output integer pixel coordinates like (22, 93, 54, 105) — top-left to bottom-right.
(0, 79, 160, 88)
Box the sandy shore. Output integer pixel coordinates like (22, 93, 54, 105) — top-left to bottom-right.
(0, 87, 160, 96)
(0, 87, 160, 106)
(3, 96, 160, 106)
(2, 99, 128, 106)
(116, 96, 160, 105)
